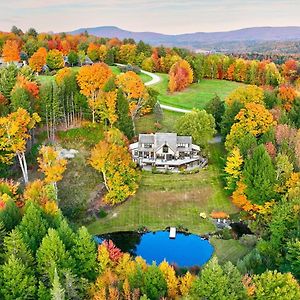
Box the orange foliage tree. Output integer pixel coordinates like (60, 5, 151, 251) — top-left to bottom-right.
(278, 85, 297, 111)
(168, 59, 193, 92)
(116, 71, 147, 124)
(76, 63, 113, 122)
(29, 47, 47, 73)
(2, 39, 20, 62)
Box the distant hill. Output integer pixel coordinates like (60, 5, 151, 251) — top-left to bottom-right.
(69, 26, 300, 51)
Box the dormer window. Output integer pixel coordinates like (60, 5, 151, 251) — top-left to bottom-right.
(163, 144, 168, 153)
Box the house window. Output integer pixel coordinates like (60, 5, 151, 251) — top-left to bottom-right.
(178, 143, 187, 148)
(163, 145, 168, 153)
(143, 143, 153, 148)
(134, 151, 138, 156)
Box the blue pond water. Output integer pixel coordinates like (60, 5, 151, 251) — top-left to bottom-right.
(95, 231, 214, 267)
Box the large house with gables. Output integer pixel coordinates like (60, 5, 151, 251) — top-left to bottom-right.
(129, 133, 207, 172)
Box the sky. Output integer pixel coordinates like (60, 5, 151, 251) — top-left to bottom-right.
(0, 0, 299, 34)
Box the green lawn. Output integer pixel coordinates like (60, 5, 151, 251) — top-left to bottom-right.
(136, 110, 182, 134)
(152, 73, 245, 110)
(210, 237, 252, 264)
(87, 168, 238, 235)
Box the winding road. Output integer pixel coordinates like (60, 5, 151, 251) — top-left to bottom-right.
(115, 63, 191, 113)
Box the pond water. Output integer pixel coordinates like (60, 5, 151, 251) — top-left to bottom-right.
(95, 231, 214, 267)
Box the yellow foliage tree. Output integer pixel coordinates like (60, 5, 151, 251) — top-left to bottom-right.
(159, 260, 178, 298)
(89, 128, 139, 205)
(225, 85, 264, 106)
(225, 103, 275, 150)
(224, 147, 243, 190)
(179, 271, 195, 296)
(0, 108, 40, 184)
(37, 146, 67, 199)
(168, 59, 193, 92)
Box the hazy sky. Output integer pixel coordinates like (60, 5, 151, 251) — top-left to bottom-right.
(0, 0, 299, 34)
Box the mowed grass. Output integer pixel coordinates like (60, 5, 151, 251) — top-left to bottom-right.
(87, 164, 238, 235)
(136, 110, 182, 134)
(210, 237, 251, 264)
(152, 73, 245, 110)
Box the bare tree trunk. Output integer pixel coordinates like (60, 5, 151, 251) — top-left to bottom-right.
(17, 152, 28, 184)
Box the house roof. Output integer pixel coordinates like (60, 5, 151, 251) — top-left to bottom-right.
(137, 133, 196, 152)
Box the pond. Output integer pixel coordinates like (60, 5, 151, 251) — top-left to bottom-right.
(95, 231, 214, 268)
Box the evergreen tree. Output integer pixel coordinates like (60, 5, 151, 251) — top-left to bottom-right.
(105, 48, 115, 66)
(56, 218, 75, 251)
(0, 199, 21, 231)
(37, 228, 73, 284)
(116, 88, 134, 139)
(220, 101, 244, 137)
(243, 144, 277, 204)
(51, 268, 65, 300)
(153, 102, 163, 123)
(205, 95, 225, 130)
(71, 227, 97, 280)
(191, 257, 246, 300)
(3, 229, 35, 269)
(288, 98, 300, 128)
(10, 87, 32, 112)
(18, 201, 48, 253)
(142, 264, 167, 300)
(0, 64, 18, 101)
(0, 254, 36, 300)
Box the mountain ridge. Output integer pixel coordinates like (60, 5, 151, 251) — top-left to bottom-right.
(69, 25, 300, 47)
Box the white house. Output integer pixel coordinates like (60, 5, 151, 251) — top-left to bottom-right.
(129, 133, 207, 172)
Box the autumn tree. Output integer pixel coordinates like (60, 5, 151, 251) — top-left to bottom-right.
(77, 63, 113, 122)
(46, 49, 64, 70)
(87, 43, 99, 62)
(2, 39, 20, 62)
(168, 59, 193, 92)
(117, 44, 137, 64)
(224, 147, 243, 191)
(225, 103, 274, 150)
(225, 85, 264, 106)
(176, 109, 216, 148)
(29, 47, 47, 73)
(159, 261, 178, 298)
(278, 85, 297, 111)
(37, 146, 67, 199)
(0, 108, 40, 184)
(252, 270, 300, 300)
(116, 71, 147, 129)
(89, 128, 139, 205)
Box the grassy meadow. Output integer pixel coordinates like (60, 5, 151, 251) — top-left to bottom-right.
(153, 73, 245, 110)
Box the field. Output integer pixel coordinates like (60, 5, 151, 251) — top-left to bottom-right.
(87, 165, 238, 236)
(136, 110, 182, 133)
(153, 73, 245, 110)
